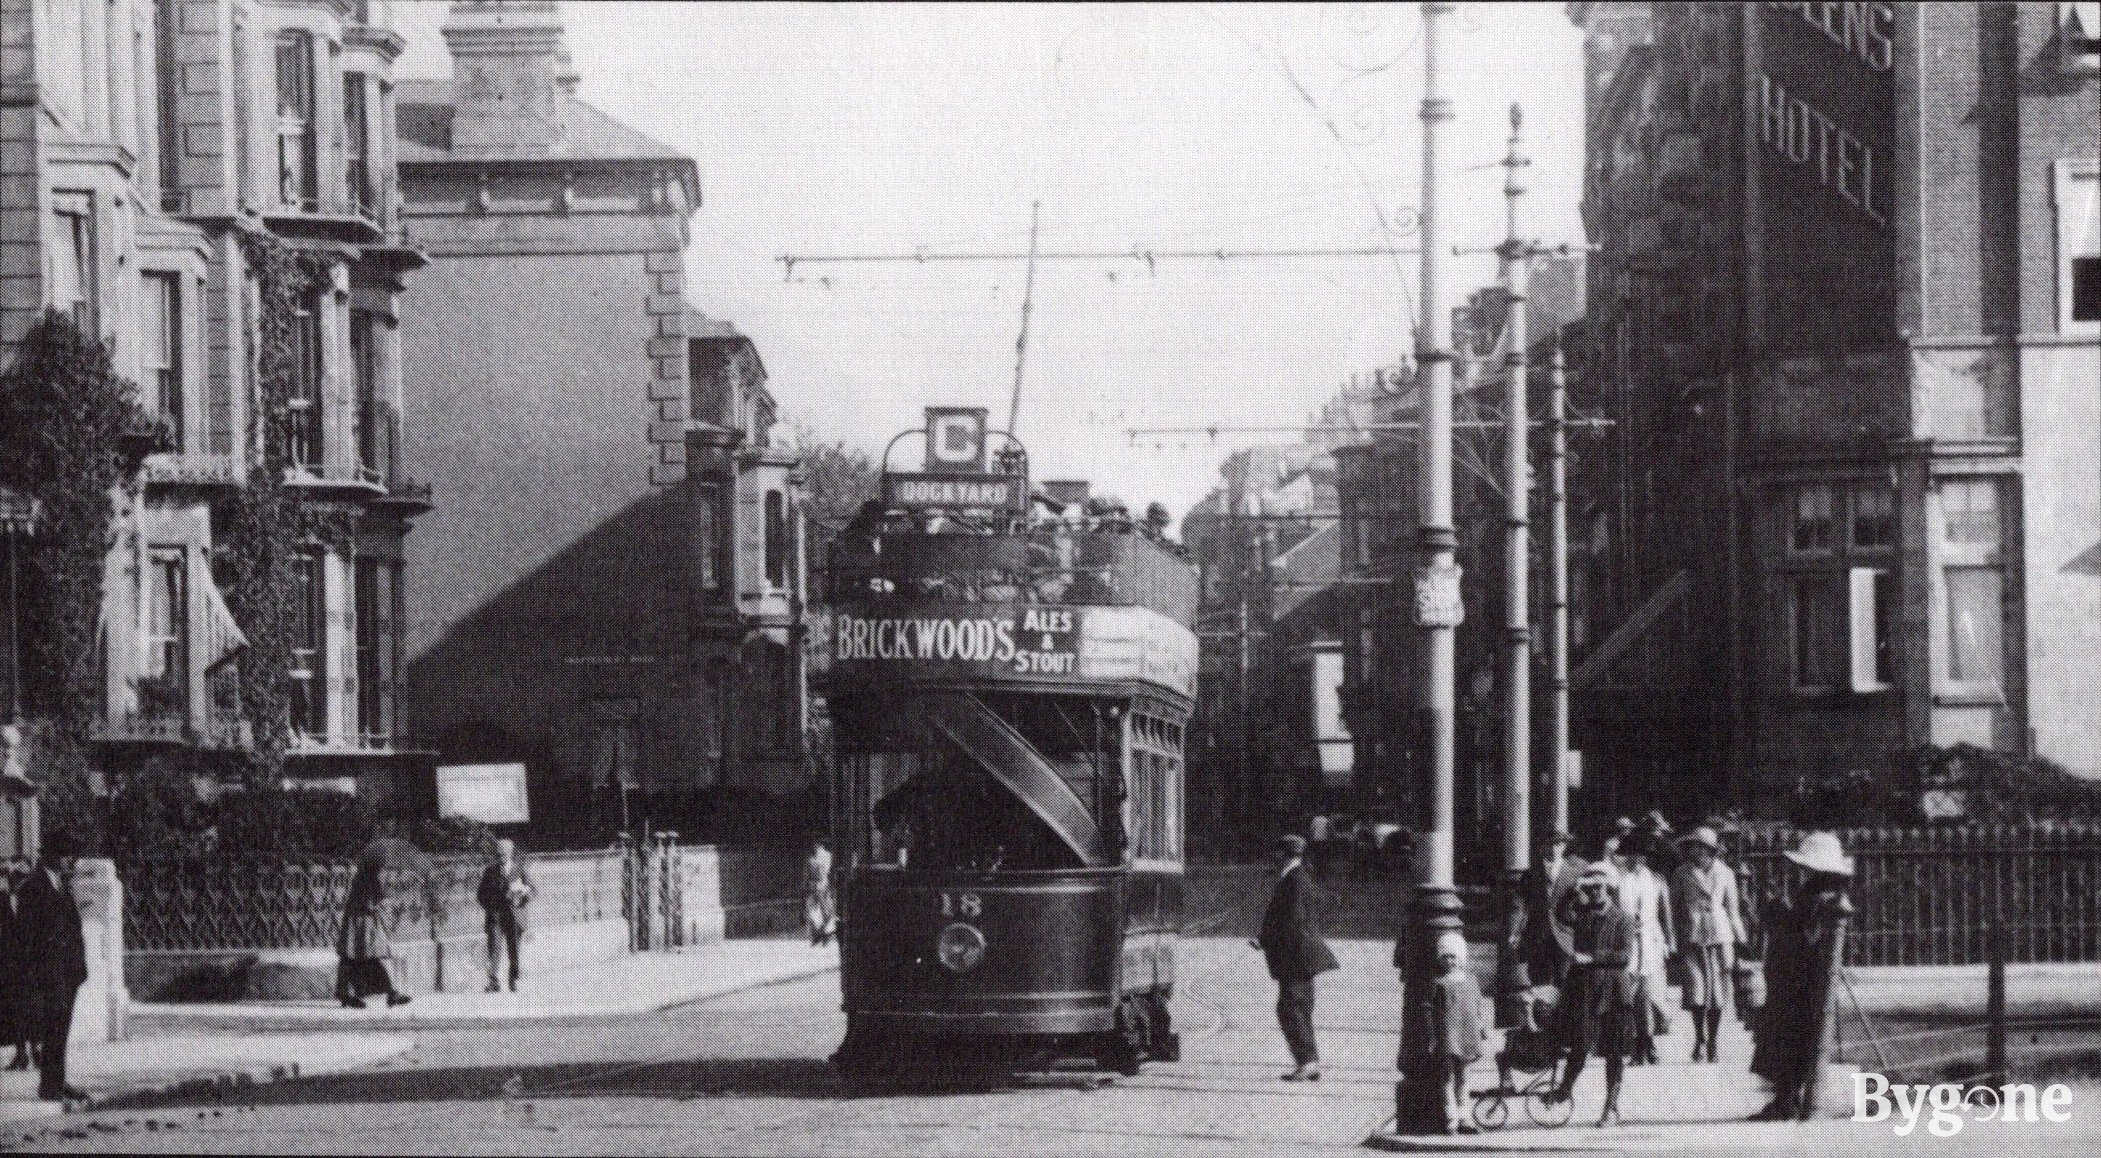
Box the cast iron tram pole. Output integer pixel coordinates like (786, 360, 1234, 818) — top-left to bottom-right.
(1495, 105, 1534, 1030)
(1498, 102, 1533, 943)
(1394, 0, 1465, 1135)
(1548, 342, 1572, 838)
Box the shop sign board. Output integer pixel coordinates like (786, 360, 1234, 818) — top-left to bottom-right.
(437, 763, 530, 824)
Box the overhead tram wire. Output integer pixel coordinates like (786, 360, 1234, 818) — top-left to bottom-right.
(776, 243, 1438, 281)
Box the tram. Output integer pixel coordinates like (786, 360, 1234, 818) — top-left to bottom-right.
(825, 408, 1198, 1079)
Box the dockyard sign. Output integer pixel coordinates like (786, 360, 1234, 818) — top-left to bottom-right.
(881, 471, 1028, 512)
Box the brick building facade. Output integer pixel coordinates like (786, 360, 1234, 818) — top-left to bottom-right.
(1566, 1, 2101, 817)
(1, 0, 429, 798)
(395, 1, 807, 844)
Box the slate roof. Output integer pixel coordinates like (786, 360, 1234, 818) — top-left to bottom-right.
(395, 78, 695, 172)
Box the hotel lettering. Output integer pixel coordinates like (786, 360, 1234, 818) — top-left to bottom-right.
(1760, 1, 1894, 227)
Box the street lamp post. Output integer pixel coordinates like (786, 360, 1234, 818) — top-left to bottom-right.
(1394, 0, 1466, 1135)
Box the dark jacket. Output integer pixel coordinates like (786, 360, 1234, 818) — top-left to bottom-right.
(13, 868, 87, 993)
(476, 861, 534, 926)
(1751, 884, 1852, 1087)
(1258, 863, 1340, 981)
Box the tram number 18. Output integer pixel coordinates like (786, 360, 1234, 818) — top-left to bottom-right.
(940, 892, 982, 919)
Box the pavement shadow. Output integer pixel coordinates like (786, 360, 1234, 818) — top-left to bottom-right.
(93, 1057, 848, 1111)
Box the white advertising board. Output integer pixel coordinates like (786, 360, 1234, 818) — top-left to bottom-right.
(437, 763, 530, 825)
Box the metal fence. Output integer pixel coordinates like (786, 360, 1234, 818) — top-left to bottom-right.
(124, 850, 625, 953)
(1732, 823, 2101, 967)
(127, 843, 809, 954)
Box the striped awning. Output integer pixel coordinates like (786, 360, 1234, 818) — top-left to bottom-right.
(200, 569, 249, 670)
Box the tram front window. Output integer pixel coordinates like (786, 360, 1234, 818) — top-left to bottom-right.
(872, 755, 1079, 873)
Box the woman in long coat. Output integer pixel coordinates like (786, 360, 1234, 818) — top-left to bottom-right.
(336, 863, 411, 1009)
(1550, 864, 1641, 1126)
(1750, 832, 1853, 1120)
(1669, 827, 1749, 1063)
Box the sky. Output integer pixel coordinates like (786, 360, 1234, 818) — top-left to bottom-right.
(391, 2, 1588, 520)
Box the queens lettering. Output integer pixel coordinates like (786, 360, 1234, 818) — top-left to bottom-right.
(1767, 1, 1894, 71)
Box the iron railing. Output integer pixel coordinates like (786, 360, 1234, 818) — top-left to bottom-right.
(1732, 823, 2101, 967)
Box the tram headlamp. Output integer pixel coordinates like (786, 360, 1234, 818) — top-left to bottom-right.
(936, 922, 986, 973)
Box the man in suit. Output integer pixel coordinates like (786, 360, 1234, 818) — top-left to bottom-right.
(1253, 834, 1339, 1081)
(14, 831, 87, 1103)
(476, 839, 534, 992)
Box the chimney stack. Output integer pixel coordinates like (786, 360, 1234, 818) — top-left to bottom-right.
(442, 1, 570, 151)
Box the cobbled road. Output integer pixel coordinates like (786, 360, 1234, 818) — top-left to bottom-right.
(5, 938, 2095, 1156)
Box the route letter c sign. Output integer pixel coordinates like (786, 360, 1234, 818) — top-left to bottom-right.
(925, 407, 989, 473)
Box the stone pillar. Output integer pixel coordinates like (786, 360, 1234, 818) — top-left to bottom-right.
(69, 858, 130, 1043)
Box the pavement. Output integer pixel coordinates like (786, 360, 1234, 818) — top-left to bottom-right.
(127, 939, 841, 1032)
(0, 938, 839, 1128)
(0, 1033, 416, 1128)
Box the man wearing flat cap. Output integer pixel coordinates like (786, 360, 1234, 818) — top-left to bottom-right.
(1253, 834, 1338, 1080)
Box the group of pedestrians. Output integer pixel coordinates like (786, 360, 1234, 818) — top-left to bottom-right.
(1252, 816, 1856, 1132)
(0, 834, 89, 1105)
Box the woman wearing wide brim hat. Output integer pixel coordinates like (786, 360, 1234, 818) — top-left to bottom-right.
(1749, 831, 1853, 1120)
(1669, 827, 1749, 1064)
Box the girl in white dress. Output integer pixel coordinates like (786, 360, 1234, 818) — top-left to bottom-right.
(1610, 835, 1676, 1064)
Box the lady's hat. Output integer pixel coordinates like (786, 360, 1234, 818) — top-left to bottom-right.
(1783, 830, 1854, 877)
(1435, 930, 1469, 961)
(1677, 826, 1722, 852)
(1577, 862, 1615, 886)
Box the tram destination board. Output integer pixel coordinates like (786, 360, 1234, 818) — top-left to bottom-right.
(833, 601, 1197, 697)
(880, 471, 1028, 512)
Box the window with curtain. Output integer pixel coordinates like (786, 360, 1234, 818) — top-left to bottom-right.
(1946, 567, 2004, 685)
(49, 194, 95, 333)
(154, 0, 181, 209)
(144, 548, 189, 712)
(275, 31, 317, 209)
(1942, 478, 2000, 544)
(343, 74, 372, 218)
(350, 310, 379, 480)
(353, 558, 395, 743)
(143, 271, 184, 450)
(287, 290, 324, 471)
(290, 551, 326, 738)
